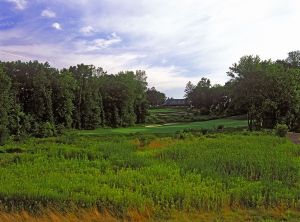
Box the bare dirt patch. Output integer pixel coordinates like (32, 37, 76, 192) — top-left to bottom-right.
(288, 132, 300, 144)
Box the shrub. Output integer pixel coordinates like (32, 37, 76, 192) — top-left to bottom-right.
(36, 122, 57, 138)
(217, 124, 224, 131)
(138, 135, 156, 147)
(13, 132, 29, 142)
(201, 128, 209, 135)
(199, 107, 210, 115)
(181, 132, 194, 140)
(0, 125, 9, 146)
(275, 124, 288, 137)
(56, 124, 65, 136)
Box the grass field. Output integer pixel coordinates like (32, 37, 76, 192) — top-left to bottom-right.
(80, 118, 248, 135)
(0, 120, 300, 221)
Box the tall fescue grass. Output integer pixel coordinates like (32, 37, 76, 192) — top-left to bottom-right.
(0, 132, 299, 219)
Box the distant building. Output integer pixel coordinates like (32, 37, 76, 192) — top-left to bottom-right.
(163, 98, 189, 107)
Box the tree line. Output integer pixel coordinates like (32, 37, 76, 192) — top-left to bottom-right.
(0, 61, 149, 142)
(1, 50, 300, 143)
(185, 51, 300, 131)
(146, 87, 166, 106)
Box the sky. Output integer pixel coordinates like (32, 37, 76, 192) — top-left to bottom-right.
(0, 0, 300, 98)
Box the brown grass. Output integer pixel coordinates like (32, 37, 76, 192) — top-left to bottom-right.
(0, 208, 118, 222)
(1, 208, 299, 222)
(145, 138, 175, 150)
(147, 140, 164, 149)
(131, 138, 174, 150)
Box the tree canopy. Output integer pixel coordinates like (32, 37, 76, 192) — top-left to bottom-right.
(2, 50, 300, 143)
(0, 61, 149, 140)
(185, 51, 300, 131)
(146, 87, 166, 106)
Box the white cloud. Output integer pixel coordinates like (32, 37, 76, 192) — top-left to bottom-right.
(7, 0, 27, 10)
(41, 9, 56, 18)
(80, 26, 95, 35)
(79, 0, 300, 81)
(52, 22, 62, 30)
(93, 33, 121, 48)
(76, 32, 122, 51)
(0, 41, 197, 98)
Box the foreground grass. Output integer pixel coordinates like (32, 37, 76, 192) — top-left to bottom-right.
(0, 131, 299, 221)
(1, 208, 300, 222)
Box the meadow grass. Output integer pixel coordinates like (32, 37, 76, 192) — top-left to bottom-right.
(0, 129, 299, 221)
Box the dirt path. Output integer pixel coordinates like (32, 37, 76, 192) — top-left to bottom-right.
(288, 132, 300, 144)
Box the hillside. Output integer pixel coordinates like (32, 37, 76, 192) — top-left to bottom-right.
(146, 107, 218, 124)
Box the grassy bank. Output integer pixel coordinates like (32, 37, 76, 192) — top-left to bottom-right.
(0, 128, 299, 221)
(146, 107, 214, 124)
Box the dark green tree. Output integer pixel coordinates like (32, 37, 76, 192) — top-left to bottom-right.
(69, 64, 103, 129)
(185, 77, 213, 114)
(286, 50, 300, 68)
(51, 70, 76, 128)
(0, 64, 11, 127)
(227, 54, 300, 130)
(146, 87, 166, 106)
(0, 65, 11, 145)
(134, 70, 148, 124)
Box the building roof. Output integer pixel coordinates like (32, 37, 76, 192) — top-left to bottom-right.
(163, 98, 188, 106)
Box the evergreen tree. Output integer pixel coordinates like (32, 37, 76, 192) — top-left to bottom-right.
(0, 64, 11, 126)
(51, 70, 76, 128)
(0, 65, 11, 144)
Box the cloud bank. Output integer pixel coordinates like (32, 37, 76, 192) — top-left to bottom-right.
(1, 0, 300, 97)
(6, 0, 27, 10)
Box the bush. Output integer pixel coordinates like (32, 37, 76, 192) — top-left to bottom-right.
(275, 124, 288, 137)
(0, 125, 9, 146)
(138, 134, 156, 147)
(201, 128, 209, 135)
(56, 124, 65, 136)
(173, 132, 195, 140)
(13, 132, 29, 142)
(36, 122, 57, 138)
(217, 124, 224, 131)
(199, 107, 209, 115)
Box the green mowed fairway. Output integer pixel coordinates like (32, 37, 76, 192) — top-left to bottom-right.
(148, 108, 181, 113)
(79, 119, 248, 135)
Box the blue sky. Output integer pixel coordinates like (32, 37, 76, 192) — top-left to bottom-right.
(1, 0, 300, 98)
